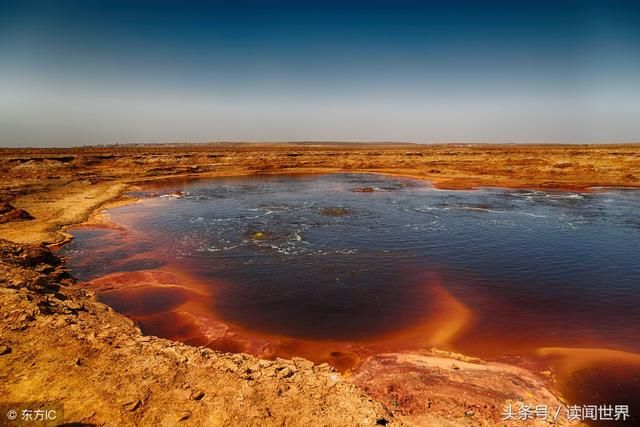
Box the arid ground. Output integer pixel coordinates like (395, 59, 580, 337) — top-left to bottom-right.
(2, 142, 639, 426)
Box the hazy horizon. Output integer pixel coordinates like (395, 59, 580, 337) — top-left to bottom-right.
(1, 1, 639, 147)
(5, 140, 640, 150)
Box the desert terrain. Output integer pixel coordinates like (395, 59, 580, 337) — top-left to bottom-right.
(2, 142, 639, 426)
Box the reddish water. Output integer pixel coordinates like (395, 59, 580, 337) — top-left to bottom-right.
(60, 174, 640, 424)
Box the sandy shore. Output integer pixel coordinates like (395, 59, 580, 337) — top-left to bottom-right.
(3, 142, 632, 425)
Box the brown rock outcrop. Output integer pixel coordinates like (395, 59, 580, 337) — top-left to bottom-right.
(0, 201, 34, 224)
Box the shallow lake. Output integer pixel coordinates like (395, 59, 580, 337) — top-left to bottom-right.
(60, 173, 640, 417)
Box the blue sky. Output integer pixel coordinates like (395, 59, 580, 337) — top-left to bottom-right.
(1, 1, 639, 146)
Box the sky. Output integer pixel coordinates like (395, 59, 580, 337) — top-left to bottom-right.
(1, 1, 639, 147)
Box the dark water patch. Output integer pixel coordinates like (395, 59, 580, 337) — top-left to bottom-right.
(212, 255, 432, 340)
(564, 363, 640, 426)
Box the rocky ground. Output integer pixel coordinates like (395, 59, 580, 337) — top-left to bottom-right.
(2, 142, 631, 425)
(0, 239, 392, 426)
